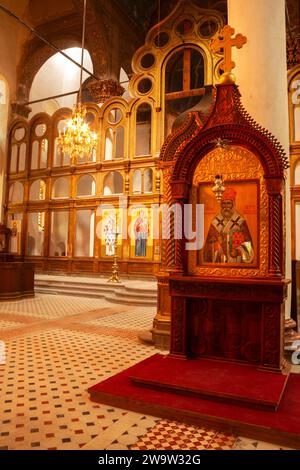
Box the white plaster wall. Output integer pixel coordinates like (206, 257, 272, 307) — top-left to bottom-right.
(228, 0, 291, 315)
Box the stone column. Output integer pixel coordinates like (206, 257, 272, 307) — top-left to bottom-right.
(228, 0, 291, 315)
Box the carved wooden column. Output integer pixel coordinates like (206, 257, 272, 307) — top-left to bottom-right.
(170, 296, 187, 359)
(152, 162, 174, 349)
(173, 201, 185, 274)
(172, 180, 189, 274)
(261, 302, 285, 372)
(168, 180, 189, 357)
(153, 168, 193, 348)
(266, 177, 284, 277)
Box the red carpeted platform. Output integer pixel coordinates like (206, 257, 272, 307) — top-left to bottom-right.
(88, 355, 300, 449)
(130, 355, 288, 410)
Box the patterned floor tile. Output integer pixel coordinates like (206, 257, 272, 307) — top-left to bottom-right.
(86, 307, 156, 331)
(130, 420, 217, 450)
(0, 320, 24, 330)
(233, 437, 293, 451)
(0, 295, 113, 319)
(0, 323, 155, 450)
(0, 291, 297, 450)
(207, 431, 237, 450)
(66, 324, 143, 343)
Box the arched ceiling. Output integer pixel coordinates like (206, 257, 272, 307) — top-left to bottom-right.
(115, 0, 227, 34)
(2, 0, 298, 109)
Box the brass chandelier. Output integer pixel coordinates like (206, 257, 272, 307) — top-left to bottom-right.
(58, 0, 97, 160)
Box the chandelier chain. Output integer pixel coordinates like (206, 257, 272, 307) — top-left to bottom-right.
(58, 0, 98, 161)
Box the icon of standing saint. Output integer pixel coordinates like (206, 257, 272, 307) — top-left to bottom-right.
(104, 213, 116, 257)
(134, 210, 148, 257)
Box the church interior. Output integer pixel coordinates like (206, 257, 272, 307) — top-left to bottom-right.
(1, 0, 300, 451)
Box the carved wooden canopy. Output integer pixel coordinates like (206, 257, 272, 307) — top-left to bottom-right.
(162, 84, 288, 181)
(159, 83, 289, 278)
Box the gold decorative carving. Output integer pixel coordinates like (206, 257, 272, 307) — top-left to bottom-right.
(87, 79, 125, 104)
(189, 145, 269, 278)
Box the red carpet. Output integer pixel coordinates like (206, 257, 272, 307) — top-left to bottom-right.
(130, 355, 288, 410)
(88, 355, 300, 449)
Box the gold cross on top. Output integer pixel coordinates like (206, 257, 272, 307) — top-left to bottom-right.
(211, 25, 247, 83)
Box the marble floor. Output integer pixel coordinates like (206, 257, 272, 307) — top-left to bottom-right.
(0, 293, 297, 451)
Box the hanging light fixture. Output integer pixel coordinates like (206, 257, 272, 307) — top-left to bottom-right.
(58, 0, 97, 161)
(212, 174, 225, 202)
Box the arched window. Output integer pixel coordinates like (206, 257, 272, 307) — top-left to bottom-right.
(31, 123, 48, 170)
(54, 118, 71, 167)
(295, 160, 300, 185)
(105, 128, 113, 161)
(136, 103, 151, 156)
(31, 141, 39, 169)
(144, 168, 153, 193)
(105, 126, 124, 160)
(19, 143, 26, 171)
(77, 174, 96, 197)
(10, 145, 18, 173)
(52, 177, 70, 199)
(27, 212, 45, 256)
(133, 170, 142, 193)
(165, 47, 205, 136)
(8, 182, 24, 203)
(29, 48, 93, 116)
(49, 211, 69, 257)
(115, 127, 124, 159)
(75, 210, 95, 257)
(29, 180, 46, 201)
(9, 127, 27, 174)
(103, 171, 123, 195)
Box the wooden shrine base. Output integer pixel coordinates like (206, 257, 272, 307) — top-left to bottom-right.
(88, 355, 300, 449)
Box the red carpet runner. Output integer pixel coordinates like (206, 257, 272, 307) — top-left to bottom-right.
(130, 355, 288, 410)
(88, 354, 300, 448)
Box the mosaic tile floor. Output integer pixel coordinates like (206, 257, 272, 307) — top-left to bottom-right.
(86, 307, 156, 331)
(0, 293, 297, 450)
(0, 319, 24, 330)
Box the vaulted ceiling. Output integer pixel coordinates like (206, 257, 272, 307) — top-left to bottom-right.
(1, 0, 299, 104)
(115, 0, 227, 34)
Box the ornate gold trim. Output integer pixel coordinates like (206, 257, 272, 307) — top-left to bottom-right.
(189, 145, 268, 278)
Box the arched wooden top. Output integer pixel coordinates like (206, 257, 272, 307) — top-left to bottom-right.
(160, 84, 288, 191)
(172, 122, 287, 186)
